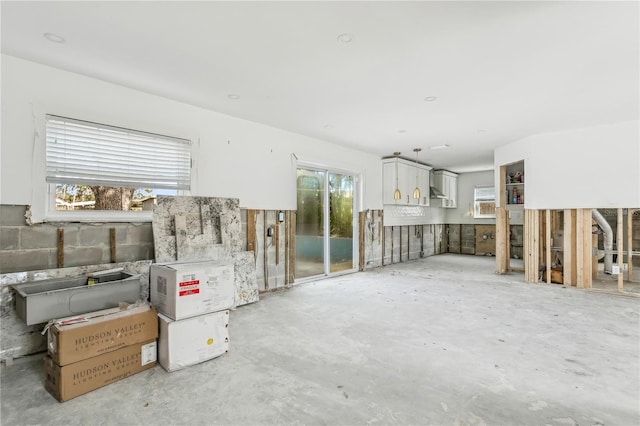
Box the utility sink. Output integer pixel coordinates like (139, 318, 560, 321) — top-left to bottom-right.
(12, 271, 141, 326)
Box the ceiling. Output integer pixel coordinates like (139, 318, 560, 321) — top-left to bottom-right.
(2, 1, 638, 172)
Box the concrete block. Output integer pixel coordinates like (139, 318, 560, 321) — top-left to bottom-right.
(58, 226, 81, 247)
(20, 226, 58, 249)
(125, 223, 153, 244)
(115, 244, 154, 263)
(98, 224, 128, 245)
(78, 226, 110, 247)
(0, 205, 27, 226)
(462, 225, 475, 239)
(1, 228, 19, 250)
(0, 250, 53, 273)
(510, 225, 523, 245)
(62, 247, 105, 268)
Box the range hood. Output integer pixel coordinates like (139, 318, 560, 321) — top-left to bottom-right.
(430, 186, 446, 199)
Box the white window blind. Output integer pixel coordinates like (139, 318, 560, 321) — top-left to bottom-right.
(474, 185, 495, 201)
(46, 115, 191, 190)
(474, 185, 496, 218)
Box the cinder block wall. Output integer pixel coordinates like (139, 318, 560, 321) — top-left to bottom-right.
(0, 205, 154, 274)
(510, 225, 524, 259)
(461, 224, 475, 254)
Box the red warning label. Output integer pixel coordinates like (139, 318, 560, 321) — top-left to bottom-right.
(178, 280, 200, 297)
(179, 288, 200, 297)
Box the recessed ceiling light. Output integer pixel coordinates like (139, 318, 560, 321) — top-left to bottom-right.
(227, 94, 240, 100)
(424, 96, 437, 102)
(397, 129, 407, 134)
(43, 33, 65, 43)
(429, 144, 450, 150)
(337, 33, 354, 43)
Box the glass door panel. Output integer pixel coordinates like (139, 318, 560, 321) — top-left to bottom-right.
(295, 168, 325, 279)
(329, 173, 354, 273)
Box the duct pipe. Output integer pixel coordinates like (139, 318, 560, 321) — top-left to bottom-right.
(592, 209, 613, 274)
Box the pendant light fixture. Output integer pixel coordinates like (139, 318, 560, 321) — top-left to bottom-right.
(393, 152, 402, 200)
(413, 148, 422, 200)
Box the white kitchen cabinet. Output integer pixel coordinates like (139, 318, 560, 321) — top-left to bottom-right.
(432, 170, 458, 208)
(382, 158, 431, 205)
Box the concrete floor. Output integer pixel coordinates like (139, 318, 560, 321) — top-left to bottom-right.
(2, 254, 639, 425)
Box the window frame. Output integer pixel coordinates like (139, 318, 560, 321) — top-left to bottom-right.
(473, 185, 496, 219)
(43, 115, 191, 222)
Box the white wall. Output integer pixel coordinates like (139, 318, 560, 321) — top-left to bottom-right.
(494, 121, 640, 209)
(0, 55, 383, 222)
(445, 170, 496, 225)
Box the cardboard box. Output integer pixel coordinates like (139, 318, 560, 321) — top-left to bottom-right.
(44, 339, 157, 402)
(158, 310, 229, 372)
(47, 303, 158, 366)
(150, 261, 235, 320)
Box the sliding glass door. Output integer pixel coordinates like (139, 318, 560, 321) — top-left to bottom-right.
(295, 167, 355, 280)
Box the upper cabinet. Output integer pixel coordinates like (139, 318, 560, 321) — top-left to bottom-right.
(431, 170, 458, 208)
(501, 160, 525, 209)
(382, 158, 432, 205)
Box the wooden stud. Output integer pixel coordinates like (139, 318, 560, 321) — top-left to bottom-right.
(546, 210, 551, 284)
(359, 211, 366, 271)
(263, 211, 269, 290)
(110, 228, 116, 263)
(538, 210, 545, 270)
(563, 209, 574, 287)
(399, 226, 403, 262)
(523, 210, 529, 281)
(583, 209, 593, 289)
(57, 228, 64, 268)
(618, 208, 624, 292)
(575, 209, 585, 288)
(524, 209, 540, 283)
(523, 209, 530, 281)
(247, 209, 257, 261)
(390, 226, 394, 264)
(629, 209, 634, 282)
(533, 209, 538, 282)
(495, 207, 509, 274)
(382, 221, 386, 266)
(584, 209, 593, 289)
(575, 209, 593, 289)
(284, 211, 289, 285)
(275, 218, 280, 265)
(592, 217, 599, 278)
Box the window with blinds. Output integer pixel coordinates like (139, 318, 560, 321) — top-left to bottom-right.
(46, 115, 191, 212)
(474, 185, 496, 218)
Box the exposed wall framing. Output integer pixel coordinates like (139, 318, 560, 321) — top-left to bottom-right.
(505, 207, 640, 291)
(244, 209, 293, 291)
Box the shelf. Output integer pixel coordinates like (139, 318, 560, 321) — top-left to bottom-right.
(505, 183, 524, 186)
